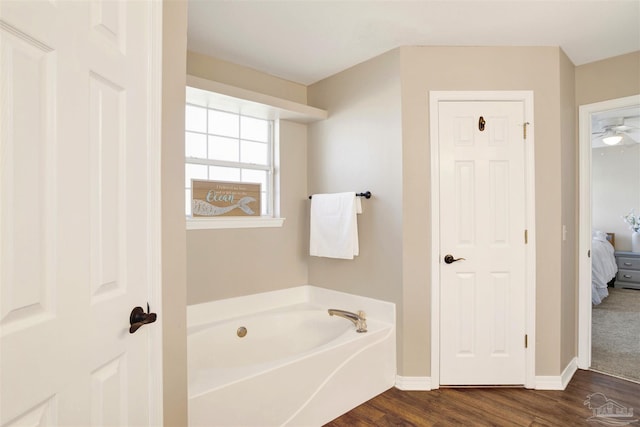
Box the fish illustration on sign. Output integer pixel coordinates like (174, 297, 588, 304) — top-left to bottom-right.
(192, 197, 256, 216)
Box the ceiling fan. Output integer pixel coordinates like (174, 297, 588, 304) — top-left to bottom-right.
(591, 116, 640, 146)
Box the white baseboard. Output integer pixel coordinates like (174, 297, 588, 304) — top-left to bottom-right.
(395, 376, 432, 391)
(535, 357, 578, 390)
(561, 357, 579, 388)
(397, 358, 579, 391)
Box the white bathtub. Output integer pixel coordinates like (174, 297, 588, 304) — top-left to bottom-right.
(187, 286, 396, 427)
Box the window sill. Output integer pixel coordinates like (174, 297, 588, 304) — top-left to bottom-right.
(186, 217, 285, 230)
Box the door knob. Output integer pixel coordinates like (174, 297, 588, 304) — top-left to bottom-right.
(129, 303, 157, 334)
(444, 254, 466, 264)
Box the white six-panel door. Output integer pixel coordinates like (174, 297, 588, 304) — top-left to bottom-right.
(1, 1, 159, 425)
(438, 101, 527, 385)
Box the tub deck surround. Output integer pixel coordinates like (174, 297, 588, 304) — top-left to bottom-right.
(187, 285, 395, 328)
(187, 286, 396, 427)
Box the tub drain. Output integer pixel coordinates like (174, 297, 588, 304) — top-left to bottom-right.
(237, 326, 247, 338)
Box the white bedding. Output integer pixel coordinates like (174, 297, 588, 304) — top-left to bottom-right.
(591, 230, 618, 305)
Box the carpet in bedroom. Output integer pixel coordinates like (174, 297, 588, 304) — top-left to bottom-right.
(591, 288, 640, 383)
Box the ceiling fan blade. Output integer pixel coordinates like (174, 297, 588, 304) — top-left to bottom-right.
(621, 129, 640, 143)
(613, 125, 637, 132)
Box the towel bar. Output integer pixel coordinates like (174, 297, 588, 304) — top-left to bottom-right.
(308, 191, 371, 200)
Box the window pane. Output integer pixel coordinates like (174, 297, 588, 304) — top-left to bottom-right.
(241, 116, 270, 142)
(241, 169, 266, 188)
(185, 163, 208, 187)
(242, 170, 268, 214)
(210, 166, 240, 182)
(209, 136, 239, 162)
(186, 132, 207, 159)
(185, 189, 192, 216)
(209, 110, 239, 137)
(185, 105, 206, 132)
(259, 192, 267, 215)
(240, 140, 268, 165)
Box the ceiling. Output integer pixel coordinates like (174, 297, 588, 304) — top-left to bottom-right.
(187, 0, 640, 86)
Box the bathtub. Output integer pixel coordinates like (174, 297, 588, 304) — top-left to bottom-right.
(187, 286, 396, 427)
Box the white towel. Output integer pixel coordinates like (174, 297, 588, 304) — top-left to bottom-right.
(310, 192, 360, 259)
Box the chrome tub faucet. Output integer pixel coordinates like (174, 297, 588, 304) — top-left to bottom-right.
(328, 309, 367, 333)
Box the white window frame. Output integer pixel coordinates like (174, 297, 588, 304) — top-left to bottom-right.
(186, 105, 274, 212)
(185, 91, 284, 230)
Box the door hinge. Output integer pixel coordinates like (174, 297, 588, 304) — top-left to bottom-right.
(525, 334, 528, 348)
(524, 229, 528, 244)
(523, 122, 530, 140)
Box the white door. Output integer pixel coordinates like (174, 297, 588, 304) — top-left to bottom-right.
(1, 1, 160, 425)
(438, 101, 527, 385)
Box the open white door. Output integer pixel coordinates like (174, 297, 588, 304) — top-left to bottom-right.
(1, 1, 162, 425)
(437, 100, 528, 385)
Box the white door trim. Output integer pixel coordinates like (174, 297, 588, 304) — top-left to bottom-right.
(577, 94, 640, 370)
(429, 91, 536, 389)
(148, 1, 164, 424)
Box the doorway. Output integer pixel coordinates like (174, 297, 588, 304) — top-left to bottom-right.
(429, 91, 536, 388)
(577, 94, 640, 373)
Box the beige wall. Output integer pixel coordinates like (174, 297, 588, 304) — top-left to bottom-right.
(398, 46, 570, 376)
(306, 46, 576, 377)
(575, 51, 640, 106)
(162, 1, 188, 425)
(592, 145, 640, 251)
(181, 46, 639, 381)
(187, 120, 309, 303)
(185, 51, 312, 304)
(307, 49, 405, 366)
(560, 50, 578, 372)
(187, 50, 307, 104)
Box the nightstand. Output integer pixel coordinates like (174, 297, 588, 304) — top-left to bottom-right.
(614, 251, 640, 290)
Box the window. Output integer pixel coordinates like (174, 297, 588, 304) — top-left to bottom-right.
(183, 77, 326, 229)
(185, 105, 274, 218)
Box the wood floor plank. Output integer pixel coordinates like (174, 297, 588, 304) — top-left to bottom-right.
(324, 370, 640, 426)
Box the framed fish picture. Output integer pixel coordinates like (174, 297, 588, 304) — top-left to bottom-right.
(191, 180, 261, 217)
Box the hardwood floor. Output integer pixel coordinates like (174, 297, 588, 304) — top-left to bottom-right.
(324, 370, 640, 426)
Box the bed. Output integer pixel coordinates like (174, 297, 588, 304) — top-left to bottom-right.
(592, 230, 618, 305)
